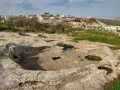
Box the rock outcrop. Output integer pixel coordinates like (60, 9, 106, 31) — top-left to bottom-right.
(0, 32, 120, 90)
(63, 17, 107, 28)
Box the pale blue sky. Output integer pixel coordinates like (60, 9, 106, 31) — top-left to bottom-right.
(0, 0, 119, 17)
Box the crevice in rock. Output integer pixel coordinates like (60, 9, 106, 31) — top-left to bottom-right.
(18, 32, 30, 36)
(45, 40, 55, 42)
(18, 81, 39, 87)
(52, 56, 61, 60)
(18, 81, 50, 90)
(98, 66, 113, 75)
(18, 82, 23, 87)
(38, 33, 48, 38)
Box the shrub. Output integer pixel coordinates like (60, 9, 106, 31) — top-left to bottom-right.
(25, 27, 33, 32)
(41, 29, 56, 34)
(85, 55, 102, 61)
(9, 27, 18, 32)
(0, 24, 9, 30)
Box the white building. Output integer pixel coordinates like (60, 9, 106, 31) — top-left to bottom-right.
(37, 12, 74, 23)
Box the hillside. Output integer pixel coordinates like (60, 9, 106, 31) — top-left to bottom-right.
(63, 17, 107, 28)
(98, 19, 120, 26)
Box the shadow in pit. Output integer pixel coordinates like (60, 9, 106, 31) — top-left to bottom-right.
(98, 66, 113, 75)
(5, 43, 51, 70)
(17, 52, 46, 71)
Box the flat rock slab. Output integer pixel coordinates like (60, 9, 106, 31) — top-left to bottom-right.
(0, 32, 120, 90)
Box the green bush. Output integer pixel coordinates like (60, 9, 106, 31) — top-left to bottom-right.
(104, 79, 120, 90)
(0, 24, 9, 30)
(41, 29, 56, 34)
(85, 55, 102, 61)
(9, 27, 18, 32)
(25, 27, 33, 32)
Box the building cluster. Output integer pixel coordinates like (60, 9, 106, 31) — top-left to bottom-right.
(36, 12, 75, 24)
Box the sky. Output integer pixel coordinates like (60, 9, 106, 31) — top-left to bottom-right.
(0, 0, 119, 17)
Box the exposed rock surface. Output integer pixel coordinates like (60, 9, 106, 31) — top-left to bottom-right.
(0, 32, 120, 90)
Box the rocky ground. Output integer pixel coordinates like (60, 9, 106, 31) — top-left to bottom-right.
(0, 32, 120, 90)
